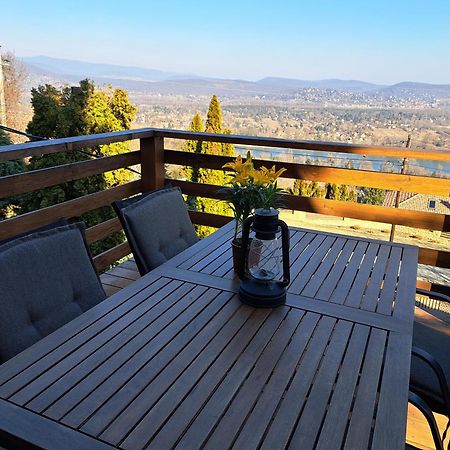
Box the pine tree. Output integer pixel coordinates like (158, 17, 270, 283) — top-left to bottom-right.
(291, 179, 301, 196)
(358, 187, 386, 205)
(182, 113, 203, 181)
(21, 79, 137, 255)
(182, 113, 204, 208)
(348, 189, 358, 202)
(309, 181, 318, 197)
(325, 183, 341, 200)
(194, 95, 235, 237)
(205, 95, 222, 133)
(292, 179, 327, 199)
(222, 128, 235, 156)
(339, 184, 350, 201)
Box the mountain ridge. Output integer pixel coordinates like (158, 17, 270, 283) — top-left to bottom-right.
(21, 55, 450, 98)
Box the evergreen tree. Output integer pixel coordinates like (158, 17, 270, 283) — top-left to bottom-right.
(309, 181, 326, 198)
(0, 128, 12, 146)
(291, 179, 301, 196)
(292, 179, 326, 199)
(222, 128, 235, 157)
(21, 79, 137, 255)
(0, 129, 25, 219)
(205, 95, 222, 133)
(182, 113, 204, 208)
(325, 183, 341, 200)
(299, 180, 311, 196)
(339, 184, 350, 201)
(191, 95, 235, 237)
(358, 187, 386, 205)
(182, 113, 203, 181)
(348, 189, 358, 202)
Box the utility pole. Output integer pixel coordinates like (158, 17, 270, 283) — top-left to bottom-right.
(0, 46, 7, 126)
(389, 134, 411, 242)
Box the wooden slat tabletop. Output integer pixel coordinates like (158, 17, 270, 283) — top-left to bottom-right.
(0, 223, 418, 450)
(165, 221, 418, 320)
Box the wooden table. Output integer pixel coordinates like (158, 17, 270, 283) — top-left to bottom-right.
(0, 223, 418, 450)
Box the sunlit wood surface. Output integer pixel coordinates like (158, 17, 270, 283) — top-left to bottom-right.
(103, 258, 448, 450)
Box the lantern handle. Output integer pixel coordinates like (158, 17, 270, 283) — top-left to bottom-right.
(280, 220, 291, 287)
(238, 216, 254, 280)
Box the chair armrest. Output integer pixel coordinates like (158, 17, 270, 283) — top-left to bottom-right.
(408, 391, 444, 450)
(412, 346, 450, 419)
(416, 288, 450, 304)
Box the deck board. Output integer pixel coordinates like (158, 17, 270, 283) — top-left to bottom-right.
(100, 259, 140, 294)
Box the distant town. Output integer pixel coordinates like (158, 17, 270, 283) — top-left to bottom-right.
(12, 55, 450, 179)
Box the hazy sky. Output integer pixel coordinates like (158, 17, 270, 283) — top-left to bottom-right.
(2, 0, 449, 84)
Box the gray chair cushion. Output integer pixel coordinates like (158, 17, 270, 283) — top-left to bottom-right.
(410, 320, 450, 414)
(118, 187, 198, 274)
(0, 223, 106, 362)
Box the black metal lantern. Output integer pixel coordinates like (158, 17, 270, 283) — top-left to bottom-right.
(238, 208, 290, 308)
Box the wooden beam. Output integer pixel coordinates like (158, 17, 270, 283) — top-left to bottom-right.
(85, 217, 123, 244)
(416, 279, 450, 295)
(0, 152, 141, 198)
(168, 179, 228, 200)
(165, 150, 450, 196)
(418, 247, 450, 269)
(188, 210, 233, 228)
(93, 241, 131, 271)
(156, 129, 450, 161)
(282, 194, 450, 232)
(168, 179, 450, 232)
(0, 129, 153, 161)
(141, 136, 165, 192)
(0, 180, 141, 242)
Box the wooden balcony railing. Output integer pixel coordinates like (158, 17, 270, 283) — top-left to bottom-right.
(1, 128, 449, 276)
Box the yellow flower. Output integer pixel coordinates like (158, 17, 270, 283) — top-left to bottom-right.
(223, 152, 285, 186)
(251, 168, 272, 185)
(233, 171, 250, 184)
(223, 152, 256, 185)
(267, 165, 287, 182)
(222, 154, 244, 172)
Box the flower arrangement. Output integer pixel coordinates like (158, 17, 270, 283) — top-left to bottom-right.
(221, 151, 286, 242)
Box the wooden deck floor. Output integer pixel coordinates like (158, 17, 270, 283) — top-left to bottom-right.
(100, 258, 449, 450)
(100, 258, 140, 296)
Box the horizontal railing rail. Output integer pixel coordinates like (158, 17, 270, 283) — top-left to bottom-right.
(0, 128, 449, 273)
(1, 127, 449, 161)
(0, 151, 141, 198)
(164, 150, 450, 196)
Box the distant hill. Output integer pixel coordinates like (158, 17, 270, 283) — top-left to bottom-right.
(258, 77, 383, 92)
(21, 55, 450, 99)
(377, 81, 450, 98)
(22, 55, 196, 82)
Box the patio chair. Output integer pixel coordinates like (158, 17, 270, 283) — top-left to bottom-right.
(409, 288, 450, 448)
(0, 222, 106, 363)
(407, 391, 445, 450)
(112, 186, 198, 275)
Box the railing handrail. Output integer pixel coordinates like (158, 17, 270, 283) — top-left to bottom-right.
(0, 129, 155, 161)
(1, 127, 449, 162)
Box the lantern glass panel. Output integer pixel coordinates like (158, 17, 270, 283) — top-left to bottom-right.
(248, 228, 282, 282)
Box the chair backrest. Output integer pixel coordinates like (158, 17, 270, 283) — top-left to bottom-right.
(0, 218, 69, 245)
(113, 186, 198, 275)
(0, 222, 106, 363)
(411, 321, 450, 415)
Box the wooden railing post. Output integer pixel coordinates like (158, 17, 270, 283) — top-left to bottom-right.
(140, 135, 165, 192)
